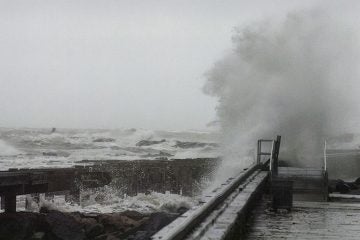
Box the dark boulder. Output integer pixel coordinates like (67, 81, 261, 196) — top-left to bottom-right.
(0, 213, 44, 240)
(98, 213, 146, 233)
(93, 234, 109, 240)
(355, 177, 360, 185)
(85, 224, 104, 239)
(346, 182, 358, 190)
(335, 179, 351, 194)
(122, 210, 148, 221)
(45, 210, 85, 240)
(31, 232, 46, 240)
(126, 212, 177, 240)
(145, 212, 177, 232)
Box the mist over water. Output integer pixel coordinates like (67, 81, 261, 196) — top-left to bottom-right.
(204, 6, 360, 171)
(0, 139, 21, 156)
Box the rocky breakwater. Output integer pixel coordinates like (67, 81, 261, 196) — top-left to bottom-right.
(0, 207, 182, 240)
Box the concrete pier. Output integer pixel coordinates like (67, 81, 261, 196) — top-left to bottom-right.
(0, 167, 111, 212)
(246, 200, 360, 240)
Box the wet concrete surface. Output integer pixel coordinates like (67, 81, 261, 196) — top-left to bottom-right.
(245, 198, 360, 239)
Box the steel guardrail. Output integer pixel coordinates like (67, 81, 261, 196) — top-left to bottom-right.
(152, 162, 265, 240)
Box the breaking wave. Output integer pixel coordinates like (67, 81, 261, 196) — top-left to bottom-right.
(0, 128, 219, 170)
(204, 4, 360, 170)
(0, 139, 21, 156)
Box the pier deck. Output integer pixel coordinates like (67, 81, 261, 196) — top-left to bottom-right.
(246, 200, 360, 240)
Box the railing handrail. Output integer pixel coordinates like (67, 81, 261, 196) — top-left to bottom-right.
(323, 140, 327, 172)
(151, 163, 263, 240)
(257, 139, 275, 164)
(257, 136, 281, 176)
(269, 140, 275, 174)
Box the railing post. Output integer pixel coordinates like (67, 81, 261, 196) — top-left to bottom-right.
(257, 140, 261, 164)
(0, 196, 4, 210)
(3, 193, 16, 213)
(269, 140, 274, 175)
(324, 140, 327, 172)
(272, 135, 281, 177)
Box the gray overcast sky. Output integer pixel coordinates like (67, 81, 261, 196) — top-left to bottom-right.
(0, 0, 320, 130)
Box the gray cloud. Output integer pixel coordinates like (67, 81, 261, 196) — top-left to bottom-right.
(0, 0, 320, 130)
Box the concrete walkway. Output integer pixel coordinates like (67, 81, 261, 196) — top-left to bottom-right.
(245, 200, 360, 239)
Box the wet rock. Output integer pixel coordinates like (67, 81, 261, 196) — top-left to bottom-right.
(93, 138, 115, 143)
(0, 213, 43, 240)
(98, 213, 145, 233)
(129, 231, 148, 240)
(80, 216, 99, 236)
(85, 224, 104, 238)
(126, 212, 177, 240)
(122, 210, 148, 221)
(31, 232, 45, 240)
(94, 234, 108, 240)
(80, 217, 97, 227)
(0, 206, 175, 240)
(105, 234, 120, 240)
(0, 210, 176, 240)
(335, 179, 351, 194)
(136, 139, 166, 147)
(177, 206, 189, 214)
(355, 177, 360, 185)
(45, 210, 85, 240)
(346, 182, 358, 190)
(160, 202, 190, 213)
(94, 232, 122, 240)
(145, 212, 177, 232)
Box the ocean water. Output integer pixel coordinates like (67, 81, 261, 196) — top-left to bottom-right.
(0, 127, 219, 170)
(1, 128, 360, 213)
(0, 127, 219, 213)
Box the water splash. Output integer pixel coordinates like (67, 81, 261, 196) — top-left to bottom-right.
(204, 5, 360, 170)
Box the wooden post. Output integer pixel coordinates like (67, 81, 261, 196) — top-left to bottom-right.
(25, 195, 31, 210)
(4, 194, 17, 213)
(0, 196, 4, 210)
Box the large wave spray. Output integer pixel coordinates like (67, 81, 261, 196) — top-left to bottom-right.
(204, 7, 360, 172)
(0, 139, 21, 156)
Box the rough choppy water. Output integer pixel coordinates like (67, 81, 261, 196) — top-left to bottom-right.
(0, 127, 219, 170)
(1, 127, 359, 213)
(15, 191, 197, 214)
(0, 127, 219, 213)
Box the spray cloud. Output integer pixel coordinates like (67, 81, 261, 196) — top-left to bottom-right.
(204, 6, 360, 171)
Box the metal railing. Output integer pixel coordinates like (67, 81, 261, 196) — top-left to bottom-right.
(257, 136, 281, 176)
(152, 136, 281, 240)
(323, 140, 327, 172)
(257, 139, 273, 164)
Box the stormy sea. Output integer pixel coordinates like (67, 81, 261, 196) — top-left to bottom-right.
(0, 127, 220, 214)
